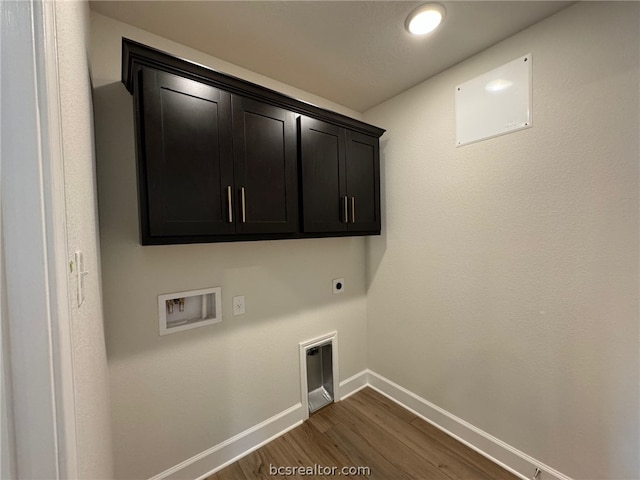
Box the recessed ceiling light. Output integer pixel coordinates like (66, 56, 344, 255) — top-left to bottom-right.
(405, 3, 446, 36)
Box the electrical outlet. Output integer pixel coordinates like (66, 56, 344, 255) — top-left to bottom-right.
(332, 278, 345, 294)
(233, 296, 246, 316)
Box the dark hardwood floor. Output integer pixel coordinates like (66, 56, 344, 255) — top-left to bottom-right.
(207, 388, 520, 480)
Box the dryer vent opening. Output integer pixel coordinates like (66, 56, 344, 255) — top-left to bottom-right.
(306, 341, 334, 413)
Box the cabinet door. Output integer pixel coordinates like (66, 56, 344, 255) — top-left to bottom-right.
(140, 67, 234, 240)
(299, 117, 347, 233)
(345, 131, 380, 233)
(232, 95, 298, 234)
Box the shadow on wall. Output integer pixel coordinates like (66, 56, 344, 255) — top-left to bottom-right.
(365, 137, 388, 291)
(92, 81, 367, 362)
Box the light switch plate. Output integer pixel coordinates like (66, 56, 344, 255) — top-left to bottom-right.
(332, 278, 345, 294)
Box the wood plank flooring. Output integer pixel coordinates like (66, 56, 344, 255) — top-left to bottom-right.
(207, 388, 519, 480)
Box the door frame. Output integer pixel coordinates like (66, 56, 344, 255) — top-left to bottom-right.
(1, 1, 78, 478)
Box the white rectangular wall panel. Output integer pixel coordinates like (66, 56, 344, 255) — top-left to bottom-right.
(455, 54, 532, 146)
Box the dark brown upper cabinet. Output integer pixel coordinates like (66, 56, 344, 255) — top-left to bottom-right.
(136, 68, 297, 243)
(231, 96, 297, 235)
(299, 117, 380, 234)
(122, 38, 384, 245)
(140, 67, 235, 239)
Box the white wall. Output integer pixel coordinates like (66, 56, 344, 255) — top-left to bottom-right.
(55, 2, 114, 478)
(364, 2, 639, 479)
(90, 13, 368, 479)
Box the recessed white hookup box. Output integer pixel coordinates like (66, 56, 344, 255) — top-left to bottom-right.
(158, 287, 222, 336)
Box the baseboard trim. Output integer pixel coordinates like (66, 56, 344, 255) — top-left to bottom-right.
(148, 403, 304, 480)
(367, 370, 574, 480)
(149, 369, 573, 480)
(338, 369, 369, 400)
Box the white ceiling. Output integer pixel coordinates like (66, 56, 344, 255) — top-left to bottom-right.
(90, 1, 572, 112)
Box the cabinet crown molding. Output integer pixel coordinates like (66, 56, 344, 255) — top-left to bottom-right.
(121, 38, 385, 138)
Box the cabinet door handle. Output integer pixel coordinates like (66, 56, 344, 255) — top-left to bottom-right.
(343, 196, 349, 223)
(227, 186, 233, 223)
(351, 197, 355, 224)
(241, 187, 246, 223)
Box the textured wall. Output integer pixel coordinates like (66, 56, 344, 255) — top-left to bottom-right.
(90, 13, 368, 479)
(55, 2, 114, 478)
(364, 2, 639, 479)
